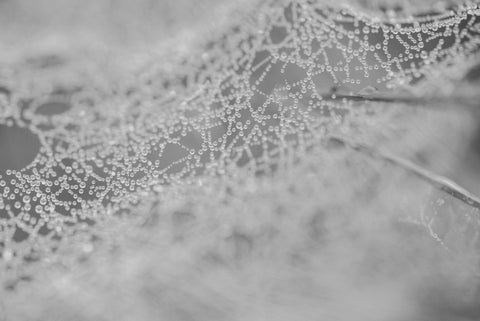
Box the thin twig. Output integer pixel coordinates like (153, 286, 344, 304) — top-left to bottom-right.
(322, 90, 480, 111)
(329, 135, 480, 210)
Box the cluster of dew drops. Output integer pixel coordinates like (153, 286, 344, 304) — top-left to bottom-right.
(0, 0, 479, 278)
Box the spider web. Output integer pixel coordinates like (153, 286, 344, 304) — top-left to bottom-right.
(1, 0, 480, 319)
